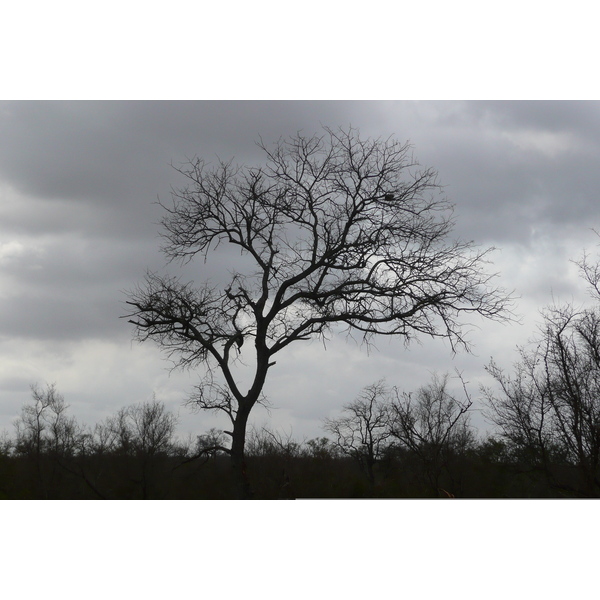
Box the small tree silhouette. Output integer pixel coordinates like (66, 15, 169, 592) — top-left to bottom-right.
(324, 380, 392, 486)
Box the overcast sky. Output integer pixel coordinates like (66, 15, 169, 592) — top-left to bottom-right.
(1, 100, 600, 442)
(2, 3, 598, 594)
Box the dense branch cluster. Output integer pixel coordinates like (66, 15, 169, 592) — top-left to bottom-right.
(483, 250, 600, 496)
(126, 128, 510, 402)
(324, 374, 474, 490)
(124, 126, 512, 497)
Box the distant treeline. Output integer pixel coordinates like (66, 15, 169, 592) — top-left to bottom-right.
(0, 375, 598, 499)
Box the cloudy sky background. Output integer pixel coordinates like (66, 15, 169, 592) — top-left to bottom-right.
(3, 4, 600, 597)
(1, 100, 600, 443)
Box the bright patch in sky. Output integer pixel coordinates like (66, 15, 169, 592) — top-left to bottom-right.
(501, 128, 580, 158)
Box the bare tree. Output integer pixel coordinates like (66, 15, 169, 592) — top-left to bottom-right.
(13, 383, 86, 497)
(94, 399, 177, 458)
(94, 407, 132, 455)
(483, 302, 600, 496)
(482, 354, 557, 472)
(324, 380, 392, 485)
(390, 372, 474, 496)
(483, 242, 600, 496)
(128, 398, 177, 457)
(92, 398, 178, 498)
(195, 427, 229, 459)
(45, 394, 82, 458)
(14, 383, 52, 460)
(125, 126, 512, 498)
(0, 430, 12, 457)
(14, 383, 82, 459)
(245, 425, 302, 498)
(303, 437, 339, 460)
(246, 425, 302, 459)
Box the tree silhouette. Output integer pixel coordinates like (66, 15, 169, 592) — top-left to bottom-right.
(324, 380, 392, 486)
(390, 372, 474, 496)
(125, 126, 512, 498)
(482, 239, 600, 497)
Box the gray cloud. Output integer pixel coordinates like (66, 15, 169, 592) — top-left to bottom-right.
(357, 101, 600, 247)
(1, 100, 599, 440)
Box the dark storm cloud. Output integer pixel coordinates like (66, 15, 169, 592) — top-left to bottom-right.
(0, 101, 393, 240)
(0, 101, 388, 202)
(2, 101, 598, 245)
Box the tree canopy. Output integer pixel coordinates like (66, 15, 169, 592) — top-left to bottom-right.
(125, 126, 513, 497)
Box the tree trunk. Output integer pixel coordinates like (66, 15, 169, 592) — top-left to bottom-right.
(230, 408, 253, 499)
(228, 353, 270, 499)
